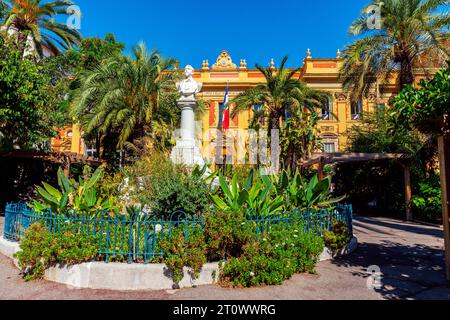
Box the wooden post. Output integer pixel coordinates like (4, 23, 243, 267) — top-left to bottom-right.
(438, 114, 450, 282)
(404, 163, 413, 221)
(318, 161, 325, 181)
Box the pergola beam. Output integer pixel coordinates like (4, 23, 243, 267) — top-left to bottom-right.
(0, 151, 104, 177)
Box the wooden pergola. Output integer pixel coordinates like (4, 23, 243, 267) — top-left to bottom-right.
(0, 151, 104, 176)
(299, 152, 413, 221)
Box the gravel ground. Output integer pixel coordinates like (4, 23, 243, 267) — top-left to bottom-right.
(0, 215, 449, 300)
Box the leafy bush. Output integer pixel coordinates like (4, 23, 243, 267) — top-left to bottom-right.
(323, 220, 352, 254)
(126, 153, 210, 216)
(159, 225, 207, 285)
(219, 224, 324, 288)
(271, 170, 345, 210)
(203, 211, 253, 261)
(15, 223, 99, 281)
(210, 170, 284, 215)
(412, 181, 442, 222)
(30, 167, 122, 216)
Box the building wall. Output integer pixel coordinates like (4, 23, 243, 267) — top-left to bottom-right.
(54, 50, 438, 161)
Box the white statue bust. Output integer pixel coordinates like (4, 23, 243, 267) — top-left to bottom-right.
(177, 65, 203, 100)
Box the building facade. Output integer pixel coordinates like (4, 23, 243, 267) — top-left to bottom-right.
(53, 49, 434, 162)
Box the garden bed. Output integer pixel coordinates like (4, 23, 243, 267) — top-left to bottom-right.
(0, 236, 357, 291)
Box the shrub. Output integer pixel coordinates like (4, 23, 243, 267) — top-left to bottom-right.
(219, 224, 324, 288)
(30, 167, 123, 216)
(15, 223, 99, 281)
(412, 181, 442, 222)
(203, 211, 253, 261)
(127, 153, 210, 216)
(159, 225, 207, 286)
(323, 220, 352, 254)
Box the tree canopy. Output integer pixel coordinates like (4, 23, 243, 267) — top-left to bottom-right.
(340, 0, 449, 101)
(0, 36, 64, 150)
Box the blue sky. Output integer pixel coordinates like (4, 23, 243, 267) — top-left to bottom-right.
(74, 0, 368, 68)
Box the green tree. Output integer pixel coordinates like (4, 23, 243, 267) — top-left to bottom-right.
(70, 43, 179, 157)
(340, 0, 449, 101)
(280, 111, 322, 170)
(231, 56, 329, 130)
(390, 63, 450, 134)
(0, 36, 62, 150)
(347, 106, 425, 154)
(1, 0, 81, 56)
(391, 62, 450, 279)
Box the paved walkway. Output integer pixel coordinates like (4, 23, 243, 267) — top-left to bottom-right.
(0, 216, 449, 300)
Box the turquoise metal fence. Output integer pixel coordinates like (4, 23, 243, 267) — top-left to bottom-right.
(3, 202, 353, 263)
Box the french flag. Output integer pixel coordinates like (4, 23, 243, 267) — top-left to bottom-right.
(222, 83, 230, 130)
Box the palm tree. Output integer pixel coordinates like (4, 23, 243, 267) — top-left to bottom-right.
(70, 43, 179, 155)
(0, 0, 81, 56)
(341, 0, 449, 101)
(231, 56, 329, 130)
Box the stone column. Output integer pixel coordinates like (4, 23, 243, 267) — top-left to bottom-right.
(170, 98, 206, 168)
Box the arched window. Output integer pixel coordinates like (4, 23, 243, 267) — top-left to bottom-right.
(321, 97, 333, 120)
(351, 98, 363, 120)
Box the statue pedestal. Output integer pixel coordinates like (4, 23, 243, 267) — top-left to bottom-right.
(170, 98, 206, 168)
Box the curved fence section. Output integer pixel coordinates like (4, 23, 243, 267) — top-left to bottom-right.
(3, 202, 353, 263)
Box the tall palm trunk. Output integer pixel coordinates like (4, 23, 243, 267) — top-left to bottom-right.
(400, 57, 415, 88)
(269, 110, 282, 130)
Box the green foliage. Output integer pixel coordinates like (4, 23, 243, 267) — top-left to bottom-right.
(280, 110, 322, 170)
(391, 64, 450, 135)
(31, 167, 122, 216)
(412, 179, 443, 222)
(70, 43, 180, 155)
(15, 223, 99, 281)
(341, 0, 449, 100)
(230, 56, 329, 130)
(1, 0, 81, 57)
(159, 225, 207, 285)
(203, 211, 253, 261)
(323, 220, 352, 254)
(66, 34, 125, 73)
(127, 153, 210, 216)
(210, 171, 284, 215)
(219, 225, 324, 287)
(272, 170, 345, 210)
(346, 107, 425, 154)
(0, 36, 60, 151)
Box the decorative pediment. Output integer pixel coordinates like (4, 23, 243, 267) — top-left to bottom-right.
(334, 92, 348, 102)
(212, 50, 237, 70)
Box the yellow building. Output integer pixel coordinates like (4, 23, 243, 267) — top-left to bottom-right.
(54, 49, 435, 161)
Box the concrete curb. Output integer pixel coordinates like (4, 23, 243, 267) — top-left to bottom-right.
(0, 236, 357, 291)
(0, 237, 20, 259)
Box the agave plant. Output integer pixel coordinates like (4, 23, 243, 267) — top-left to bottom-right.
(272, 169, 345, 210)
(210, 170, 284, 216)
(31, 167, 121, 215)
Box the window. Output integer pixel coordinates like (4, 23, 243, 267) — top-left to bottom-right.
(321, 97, 333, 120)
(322, 134, 338, 153)
(323, 142, 336, 153)
(351, 98, 363, 120)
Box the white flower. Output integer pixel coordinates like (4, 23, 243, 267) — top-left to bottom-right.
(294, 235, 298, 238)
(294, 230, 299, 233)
(241, 222, 246, 225)
(263, 238, 267, 242)
(250, 272, 255, 277)
(155, 224, 162, 233)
